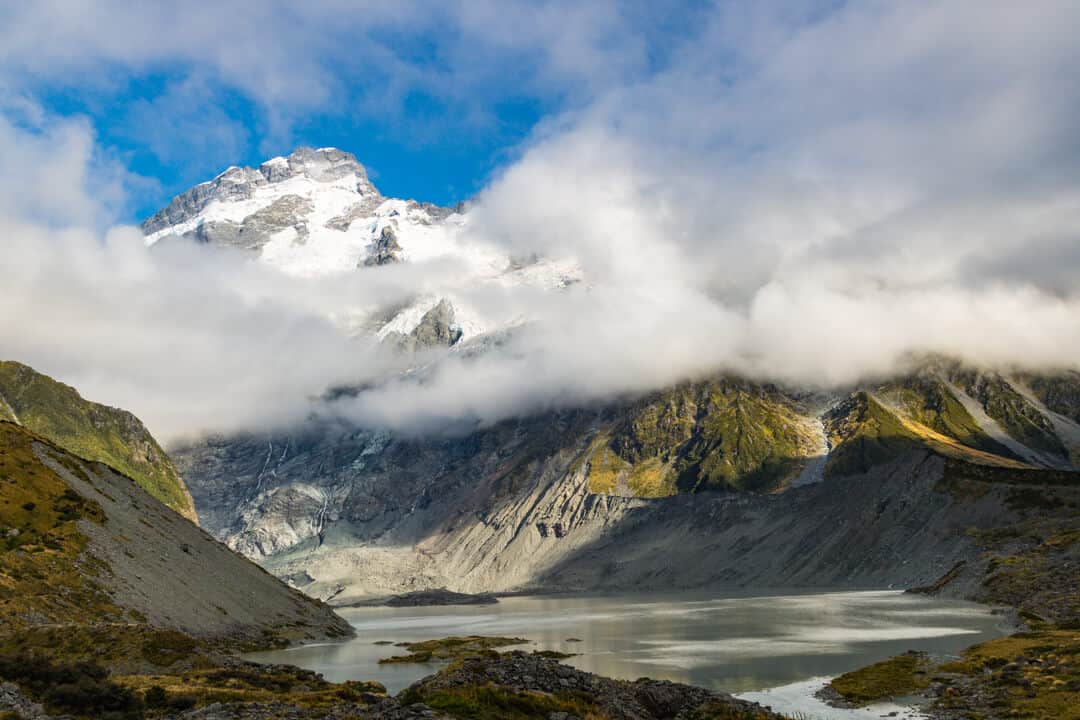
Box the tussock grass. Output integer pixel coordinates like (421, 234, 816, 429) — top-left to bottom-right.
(0, 362, 194, 519)
(829, 652, 930, 704)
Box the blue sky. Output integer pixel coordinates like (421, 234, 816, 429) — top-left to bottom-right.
(4, 1, 714, 223)
(56, 75, 548, 221)
(39, 69, 547, 221)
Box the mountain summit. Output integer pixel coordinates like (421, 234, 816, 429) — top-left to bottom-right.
(141, 146, 581, 345)
(143, 147, 375, 235)
(141, 145, 490, 271)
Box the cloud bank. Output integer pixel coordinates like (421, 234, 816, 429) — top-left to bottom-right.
(2, 1, 1080, 441)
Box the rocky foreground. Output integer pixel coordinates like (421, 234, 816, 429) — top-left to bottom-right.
(0, 649, 781, 720)
(400, 651, 780, 720)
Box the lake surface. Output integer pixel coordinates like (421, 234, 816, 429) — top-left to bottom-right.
(245, 590, 1004, 695)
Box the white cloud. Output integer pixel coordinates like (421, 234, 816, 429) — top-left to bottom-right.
(0, 0, 657, 147)
(0, 105, 128, 227)
(2, 1, 1080, 438)
(113, 74, 251, 181)
(328, 1, 1080, 429)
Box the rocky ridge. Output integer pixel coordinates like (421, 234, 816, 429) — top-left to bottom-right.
(172, 361, 1080, 603)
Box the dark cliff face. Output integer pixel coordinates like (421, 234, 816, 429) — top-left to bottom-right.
(174, 409, 604, 549)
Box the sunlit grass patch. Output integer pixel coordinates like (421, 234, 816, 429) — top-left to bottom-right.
(829, 651, 931, 704)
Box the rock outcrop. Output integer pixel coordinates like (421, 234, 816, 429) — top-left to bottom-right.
(402, 651, 782, 719)
(383, 299, 463, 352)
(172, 364, 1080, 603)
(0, 682, 48, 720)
(363, 225, 403, 266)
(143, 148, 376, 238)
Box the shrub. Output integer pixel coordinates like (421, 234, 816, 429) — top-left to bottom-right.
(143, 685, 167, 708)
(0, 653, 143, 719)
(167, 694, 197, 711)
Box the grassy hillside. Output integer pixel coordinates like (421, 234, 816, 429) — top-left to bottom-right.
(824, 391, 923, 477)
(581, 369, 1066, 498)
(828, 361, 1080, 479)
(582, 379, 821, 496)
(0, 420, 383, 719)
(0, 361, 196, 521)
(826, 388, 1038, 477)
(0, 420, 350, 642)
(0, 421, 124, 627)
(876, 372, 1017, 457)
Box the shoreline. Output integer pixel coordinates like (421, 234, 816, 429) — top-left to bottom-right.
(328, 583, 920, 608)
(738, 677, 930, 720)
(268, 587, 1008, 695)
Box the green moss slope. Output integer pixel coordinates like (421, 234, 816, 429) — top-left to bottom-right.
(877, 373, 1016, 457)
(830, 652, 931, 704)
(585, 379, 820, 496)
(583, 368, 1061, 496)
(824, 391, 923, 477)
(0, 361, 196, 521)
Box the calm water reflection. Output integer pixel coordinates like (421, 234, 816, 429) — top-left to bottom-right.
(245, 590, 1004, 694)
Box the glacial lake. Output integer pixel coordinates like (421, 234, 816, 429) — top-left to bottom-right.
(245, 590, 1004, 696)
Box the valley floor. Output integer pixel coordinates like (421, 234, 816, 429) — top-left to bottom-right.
(3, 423, 1078, 719)
(1, 579, 1076, 720)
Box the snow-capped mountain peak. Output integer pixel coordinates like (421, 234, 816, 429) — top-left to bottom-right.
(142, 147, 391, 270)
(141, 146, 506, 278)
(141, 147, 583, 346)
(258, 146, 371, 185)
